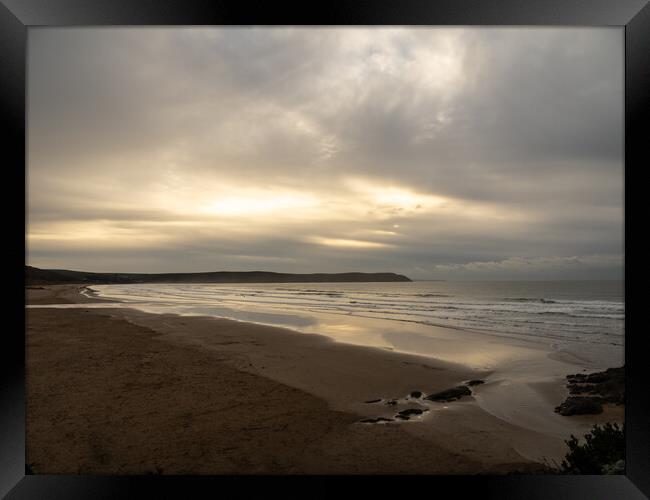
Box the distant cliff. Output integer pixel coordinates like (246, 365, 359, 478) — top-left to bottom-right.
(26, 266, 412, 285)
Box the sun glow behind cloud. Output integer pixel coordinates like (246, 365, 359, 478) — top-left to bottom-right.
(201, 191, 321, 218)
(307, 237, 393, 249)
(345, 178, 449, 214)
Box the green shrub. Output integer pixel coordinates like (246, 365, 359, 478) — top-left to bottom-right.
(561, 422, 625, 474)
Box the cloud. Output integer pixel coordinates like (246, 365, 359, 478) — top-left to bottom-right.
(431, 254, 623, 280)
(27, 27, 623, 278)
(307, 237, 394, 249)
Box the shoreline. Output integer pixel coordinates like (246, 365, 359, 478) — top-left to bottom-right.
(26, 284, 622, 474)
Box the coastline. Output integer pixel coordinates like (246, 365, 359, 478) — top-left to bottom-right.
(26, 285, 621, 474)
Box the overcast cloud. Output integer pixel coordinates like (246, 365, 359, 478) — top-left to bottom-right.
(27, 27, 623, 279)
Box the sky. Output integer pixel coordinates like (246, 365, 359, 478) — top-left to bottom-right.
(27, 27, 624, 280)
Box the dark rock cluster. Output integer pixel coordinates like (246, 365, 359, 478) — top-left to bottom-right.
(424, 385, 472, 402)
(566, 367, 624, 404)
(359, 417, 394, 424)
(555, 396, 605, 416)
(360, 379, 486, 423)
(398, 408, 426, 417)
(555, 366, 624, 416)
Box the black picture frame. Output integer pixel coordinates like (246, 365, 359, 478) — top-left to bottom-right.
(2, 0, 648, 497)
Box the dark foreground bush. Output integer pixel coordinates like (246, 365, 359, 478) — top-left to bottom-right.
(561, 422, 625, 474)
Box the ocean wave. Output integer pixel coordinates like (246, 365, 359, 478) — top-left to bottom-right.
(503, 297, 558, 304)
(92, 283, 624, 347)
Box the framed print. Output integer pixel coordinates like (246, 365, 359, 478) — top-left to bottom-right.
(2, 0, 648, 498)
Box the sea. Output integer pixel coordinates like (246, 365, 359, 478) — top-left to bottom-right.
(87, 280, 624, 369)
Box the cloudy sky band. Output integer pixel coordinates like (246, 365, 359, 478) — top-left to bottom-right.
(27, 27, 623, 279)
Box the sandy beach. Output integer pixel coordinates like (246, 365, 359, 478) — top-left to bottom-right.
(26, 285, 622, 475)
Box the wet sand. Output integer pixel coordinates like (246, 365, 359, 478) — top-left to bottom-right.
(26, 285, 619, 474)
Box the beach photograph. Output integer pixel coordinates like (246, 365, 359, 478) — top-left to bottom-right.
(26, 27, 624, 475)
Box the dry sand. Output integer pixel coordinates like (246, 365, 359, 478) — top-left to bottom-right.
(26, 285, 617, 474)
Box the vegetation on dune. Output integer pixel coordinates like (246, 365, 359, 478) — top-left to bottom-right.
(559, 422, 625, 474)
